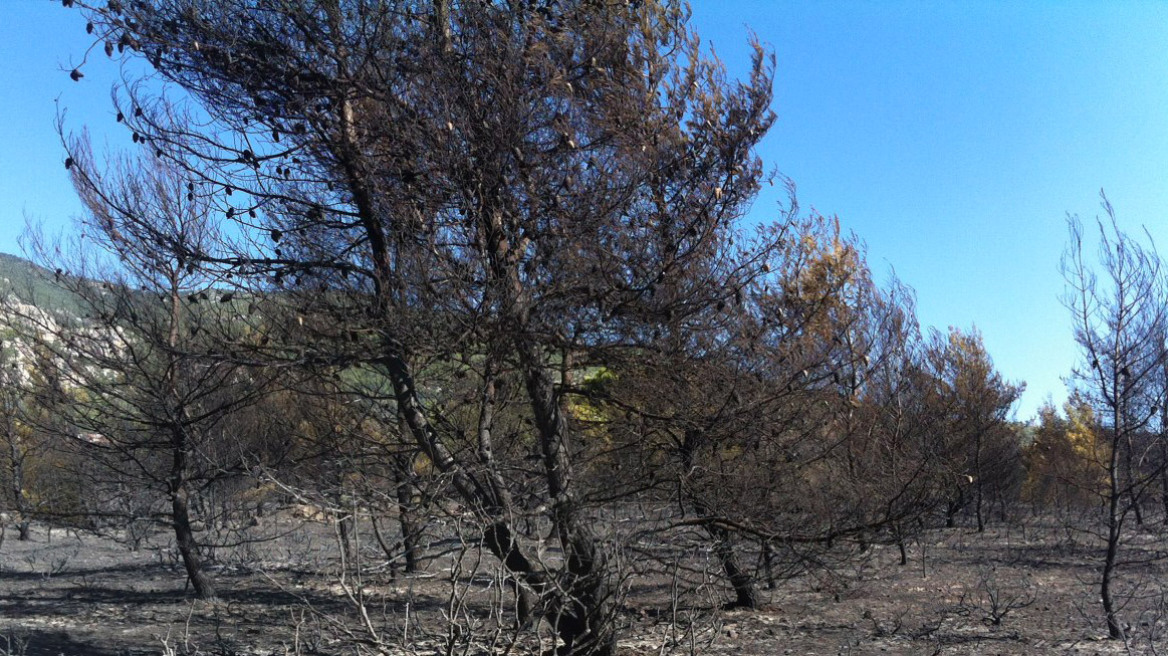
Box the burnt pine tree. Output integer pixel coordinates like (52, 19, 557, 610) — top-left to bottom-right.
(591, 213, 903, 607)
(925, 327, 1022, 532)
(16, 142, 272, 600)
(1062, 196, 1168, 641)
(70, 1, 776, 652)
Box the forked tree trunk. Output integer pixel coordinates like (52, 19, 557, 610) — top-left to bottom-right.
(522, 357, 617, 656)
(385, 349, 613, 653)
(353, 140, 618, 652)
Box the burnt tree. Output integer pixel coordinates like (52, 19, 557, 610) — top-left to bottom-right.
(68, 1, 777, 652)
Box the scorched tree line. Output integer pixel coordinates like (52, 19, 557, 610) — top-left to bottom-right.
(10, 1, 1028, 654)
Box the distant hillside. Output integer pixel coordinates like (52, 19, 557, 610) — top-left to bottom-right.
(0, 252, 85, 316)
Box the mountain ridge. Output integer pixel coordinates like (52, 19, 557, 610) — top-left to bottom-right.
(0, 251, 85, 315)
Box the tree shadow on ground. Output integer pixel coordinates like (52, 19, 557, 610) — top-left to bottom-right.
(0, 561, 165, 582)
(3, 629, 154, 656)
(0, 568, 451, 623)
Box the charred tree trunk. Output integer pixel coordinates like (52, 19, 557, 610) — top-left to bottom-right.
(467, 192, 618, 653)
(762, 540, 777, 590)
(9, 452, 30, 541)
(4, 397, 30, 541)
(1103, 450, 1123, 639)
(1161, 420, 1168, 524)
(679, 429, 759, 610)
(945, 486, 965, 529)
(522, 355, 617, 656)
(169, 419, 214, 601)
(392, 452, 420, 574)
(337, 512, 355, 568)
(350, 131, 552, 627)
(382, 349, 574, 645)
(974, 432, 985, 533)
(1123, 433, 1144, 526)
(1103, 401, 1125, 640)
(172, 489, 216, 600)
(712, 526, 759, 609)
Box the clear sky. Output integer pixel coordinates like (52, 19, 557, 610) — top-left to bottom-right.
(3, 1, 1167, 420)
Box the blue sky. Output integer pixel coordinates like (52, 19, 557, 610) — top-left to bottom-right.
(3, 1, 1168, 420)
